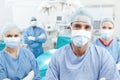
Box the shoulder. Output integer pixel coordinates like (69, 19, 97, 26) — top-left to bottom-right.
(90, 43, 111, 57)
(0, 50, 5, 57)
(90, 43, 115, 65)
(93, 38, 99, 44)
(20, 47, 35, 59)
(113, 39, 120, 44)
(0, 50, 6, 64)
(37, 27, 45, 31)
(53, 44, 71, 59)
(24, 27, 32, 32)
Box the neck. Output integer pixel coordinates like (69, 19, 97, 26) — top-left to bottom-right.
(72, 42, 88, 57)
(100, 38, 113, 45)
(32, 26, 37, 29)
(5, 47, 19, 58)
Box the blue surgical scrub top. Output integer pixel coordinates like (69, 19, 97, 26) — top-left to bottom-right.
(94, 39, 120, 63)
(45, 43, 120, 80)
(0, 47, 40, 80)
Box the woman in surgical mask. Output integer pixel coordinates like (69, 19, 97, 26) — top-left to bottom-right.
(0, 24, 40, 80)
(45, 8, 120, 80)
(93, 17, 120, 71)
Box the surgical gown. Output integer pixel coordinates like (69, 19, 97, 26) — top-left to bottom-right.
(23, 26, 47, 58)
(94, 38, 120, 63)
(0, 48, 40, 80)
(45, 43, 120, 80)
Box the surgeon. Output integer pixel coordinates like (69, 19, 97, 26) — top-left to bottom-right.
(0, 24, 40, 80)
(23, 17, 47, 58)
(93, 17, 120, 71)
(45, 8, 120, 80)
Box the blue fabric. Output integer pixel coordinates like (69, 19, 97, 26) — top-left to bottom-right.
(0, 41, 5, 51)
(23, 26, 47, 58)
(56, 36, 71, 49)
(93, 39, 120, 63)
(45, 43, 120, 80)
(0, 48, 40, 80)
(37, 49, 56, 80)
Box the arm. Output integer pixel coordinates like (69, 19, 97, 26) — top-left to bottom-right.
(116, 45, 120, 71)
(98, 50, 120, 80)
(23, 30, 33, 45)
(45, 54, 59, 80)
(0, 57, 8, 79)
(35, 29, 47, 43)
(28, 50, 40, 80)
(31, 59, 40, 80)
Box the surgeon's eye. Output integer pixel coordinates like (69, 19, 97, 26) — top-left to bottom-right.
(85, 25, 91, 30)
(74, 24, 82, 28)
(108, 27, 112, 30)
(72, 24, 82, 29)
(102, 26, 106, 29)
(6, 34, 12, 37)
(14, 34, 19, 37)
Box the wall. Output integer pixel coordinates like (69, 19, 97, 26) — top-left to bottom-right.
(0, 0, 13, 34)
(81, 0, 120, 38)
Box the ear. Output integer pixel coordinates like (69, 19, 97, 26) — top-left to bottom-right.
(69, 26, 72, 36)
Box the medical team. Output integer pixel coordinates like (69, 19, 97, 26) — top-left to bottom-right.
(0, 8, 120, 80)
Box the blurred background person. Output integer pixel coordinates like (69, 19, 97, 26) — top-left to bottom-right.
(23, 17, 47, 58)
(93, 17, 120, 71)
(0, 24, 40, 80)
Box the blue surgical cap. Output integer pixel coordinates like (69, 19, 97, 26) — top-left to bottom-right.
(100, 17, 115, 27)
(1, 24, 21, 38)
(30, 17, 37, 21)
(69, 8, 93, 28)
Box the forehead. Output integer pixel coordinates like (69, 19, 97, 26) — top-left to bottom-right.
(74, 15, 91, 23)
(72, 21, 90, 25)
(101, 22, 114, 27)
(5, 29, 20, 35)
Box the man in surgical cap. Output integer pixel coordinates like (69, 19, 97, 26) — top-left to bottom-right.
(0, 24, 40, 80)
(23, 17, 47, 58)
(93, 17, 120, 71)
(45, 8, 120, 80)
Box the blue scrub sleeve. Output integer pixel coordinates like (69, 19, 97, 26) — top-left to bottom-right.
(31, 59, 40, 80)
(35, 32, 47, 43)
(0, 59, 7, 79)
(45, 54, 59, 80)
(117, 45, 120, 63)
(98, 50, 120, 80)
(23, 30, 34, 44)
(27, 50, 40, 80)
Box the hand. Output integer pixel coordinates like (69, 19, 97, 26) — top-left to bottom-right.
(28, 36, 35, 41)
(3, 78, 11, 80)
(23, 70, 34, 80)
(99, 77, 106, 80)
(38, 34, 46, 39)
(116, 62, 120, 70)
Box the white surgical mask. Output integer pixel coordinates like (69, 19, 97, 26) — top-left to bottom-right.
(31, 21, 37, 27)
(4, 37, 20, 48)
(71, 30, 91, 47)
(100, 29, 113, 39)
